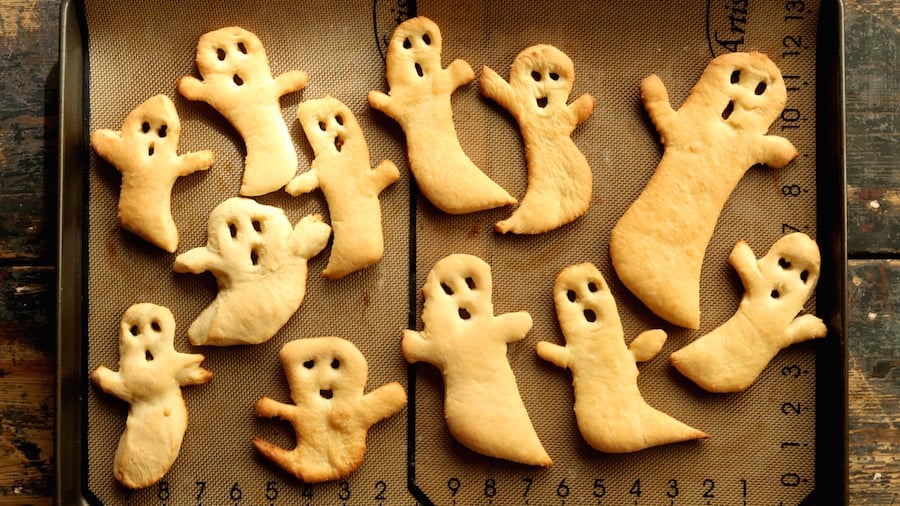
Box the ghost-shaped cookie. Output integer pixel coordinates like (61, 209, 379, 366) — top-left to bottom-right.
(89, 303, 212, 489)
(670, 233, 827, 393)
(178, 26, 308, 196)
(610, 51, 798, 329)
(253, 337, 407, 483)
(90, 94, 213, 252)
(173, 197, 331, 346)
(368, 16, 516, 214)
(286, 95, 400, 279)
(480, 44, 595, 234)
(536, 263, 708, 453)
(402, 254, 552, 466)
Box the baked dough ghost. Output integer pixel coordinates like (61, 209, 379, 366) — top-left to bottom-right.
(90, 303, 212, 489)
(90, 94, 213, 252)
(402, 254, 552, 466)
(253, 337, 407, 482)
(178, 26, 308, 196)
(286, 95, 399, 279)
(173, 197, 331, 346)
(537, 263, 708, 453)
(670, 233, 827, 393)
(480, 44, 595, 234)
(610, 51, 798, 328)
(368, 16, 516, 214)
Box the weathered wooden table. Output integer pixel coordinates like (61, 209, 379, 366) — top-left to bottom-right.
(0, 0, 895, 504)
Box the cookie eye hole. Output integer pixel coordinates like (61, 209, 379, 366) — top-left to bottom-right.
(587, 281, 599, 293)
(415, 62, 424, 77)
(216, 48, 226, 61)
(583, 309, 597, 322)
(402, 38, 412, 49)
(422, 33, 431, 45)
(458, 307, 471, 320)
(319, 389, 334, 399)
(755, 81, 767, 95)
(237, 41, 247, 54)
(778, 257, 792, 269)
(334, 135, 344, 152)
(233, 74, 244, 86)
(465, 277, 476, 290)
(800, 270, 810, 283)
(721, 100, 735, 120)
(440, 282, 453, 295)
(158, 125, 167, 138)
(303, 359, 315, 369)
(331, 358, 340, 369)
(730, 70, 740, 84)
(531, 70, 541, 81)
(549, 72, 560, 81)
(250, 248, 259, 266)
(141, 121, 151, 134)
(151, 320, 161, 332)
(771, 289, 781, 299)
(145, 350, 154, 362)
(566, 290, 577, 302)
(130, 325, 139, 336)
(318, 121, 327, 131)
(252, 220, 262, 232)
(335, 115, 344, 126)
(228, 223, 238, 238)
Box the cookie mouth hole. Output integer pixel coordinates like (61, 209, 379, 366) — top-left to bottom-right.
(145, 350, 154, 361)
(583, 309, 597, 322)
(755, 81, 767, 95)
(771, 289, 781, 299)
(778, 258, 792, 269)
(319, 389, 334, 399)
(303, 359, 315, 369)
(158, 125, 167, 138)
(233, 73, 244, 86)
(440, 282, 453, 295)
(216, 48, 226, 61)
(141, 121, 151, 133)
(566, 290, 577, 302)
(536, 97, 548, 108)
(148, 144, 155, 156)
(415, 62, 424, 77)
(458, 307, 471, 320)
(228, 223, 238, 238)
(250, 248, 259, 266)
(800, 270, 810, 283)
(721, 101, 735, 120)
(334, 135, 344, 152)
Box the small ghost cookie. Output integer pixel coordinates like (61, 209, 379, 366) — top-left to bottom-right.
(610, 51, 798, 329)
(173, 197, 331, 346)
(402, 254, 552, 466)
(90, 94, 213, 252)
(536, 263, 708, 453)
(670, 233, 826, 393)
(253, 337, 407, 483)
(286, 95, 399, 279)
(480, 45, 595, 234)
(368, 16, 516, 214)
(178, 26, 308, 196)
(89, 303, 212, 489)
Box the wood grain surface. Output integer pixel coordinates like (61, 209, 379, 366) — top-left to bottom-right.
(0, 1, 895, 504)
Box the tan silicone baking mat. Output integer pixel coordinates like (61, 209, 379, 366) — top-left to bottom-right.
(83, 0, 821, 504)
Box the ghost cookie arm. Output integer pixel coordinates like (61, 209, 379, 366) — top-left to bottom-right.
(640, 74, 677, 139)
(401, 329, 438, 366)
(275, 70, 310, 97)
(89, 366, 130, 401)
(285, 169, 320, 197)
(447, 59, 475, 89)
(778, 313, 828, 347)
(728, 240, 763, 292)
(536, 341, 571, 369)
(755, 135, 800, 169)
(371, 159, 401, 193)
(628, 329, 667, 363)
(479, 66, 517, 115)
(255, 396, 297, 421)
(174, 353, 213, 386)
(177, 75, 210, 104)
(290, 214, 331, 259)
(357, 382, 407, 427)
(367, 90, 399, 120)
(173, 246, 219, 275)
(568, 93, 596, 126)
(493, 311, 533, 344)
(176, 149, 215, 177)
(89, 130, 126, 170)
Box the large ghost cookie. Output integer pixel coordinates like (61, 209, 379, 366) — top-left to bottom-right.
(480, 44, 595, 234)
(368, 16, 515, 214)
(89, 303, 212, 489)
(402, 254, 552, 466)
(90, 94, 213, 252)
(610, 51, 798, 328)
(286, 95, 399, 279)
(670, 233, 827, 393)
(537, 263, 708, 453)
(178, 26, 308, 196)
(253, 337, 407, 483)
(173, 197, 331, 346)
